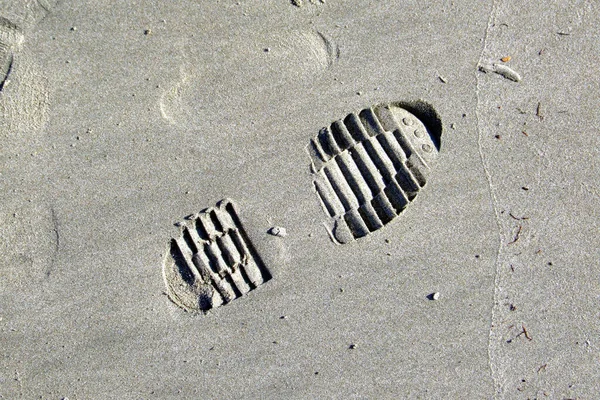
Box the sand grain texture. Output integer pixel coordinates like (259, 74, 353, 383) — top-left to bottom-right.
(1, 0, 598, 398)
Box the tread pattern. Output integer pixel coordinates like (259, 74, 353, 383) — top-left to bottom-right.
(163, 199, 271, 312)
(308, 103, 440, 243)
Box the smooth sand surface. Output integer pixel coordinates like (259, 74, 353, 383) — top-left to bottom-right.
(1, 0, 599, 398)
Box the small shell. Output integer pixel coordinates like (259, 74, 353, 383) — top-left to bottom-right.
(478, 62, 521, 82)
(493, 63, 521, 82)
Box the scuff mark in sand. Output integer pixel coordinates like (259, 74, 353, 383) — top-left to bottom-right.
(0, 54, 50, 136)
(0, 17, 24, 92)
(0, 0, 57, 135)
(46, 206, 60, 277)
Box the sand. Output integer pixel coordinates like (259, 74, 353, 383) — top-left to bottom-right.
(1, 0, 599, 398)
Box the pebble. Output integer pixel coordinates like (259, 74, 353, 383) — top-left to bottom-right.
(268, 226, 287, 237)
(432, 292, 440, 300)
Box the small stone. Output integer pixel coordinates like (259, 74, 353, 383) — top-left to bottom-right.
(70, 26, 77, 31)
(428, 292, 440, 301)
(356, 91, 362, 96)
(450, 123, 456, 129)
(349, 344, 357, 349)
(280, 315, 287, 319)
(144, 29, 152, 35)
(264, 47, 271, 52)
(438, 75, 448, 83)
(268, 226, 287, 237)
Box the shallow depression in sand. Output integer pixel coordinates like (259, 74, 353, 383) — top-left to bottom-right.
(0, 52, 50, 136)
(160, 28, 338, 127)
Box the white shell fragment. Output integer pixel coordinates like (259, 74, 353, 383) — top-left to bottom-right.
(478, 62, 522, 82)
(268, 226, 288, 237)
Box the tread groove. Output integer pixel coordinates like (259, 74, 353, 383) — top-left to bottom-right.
(322, 163, 360, 211)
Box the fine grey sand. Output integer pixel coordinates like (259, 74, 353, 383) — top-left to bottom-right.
(1, 0, 599, 398)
